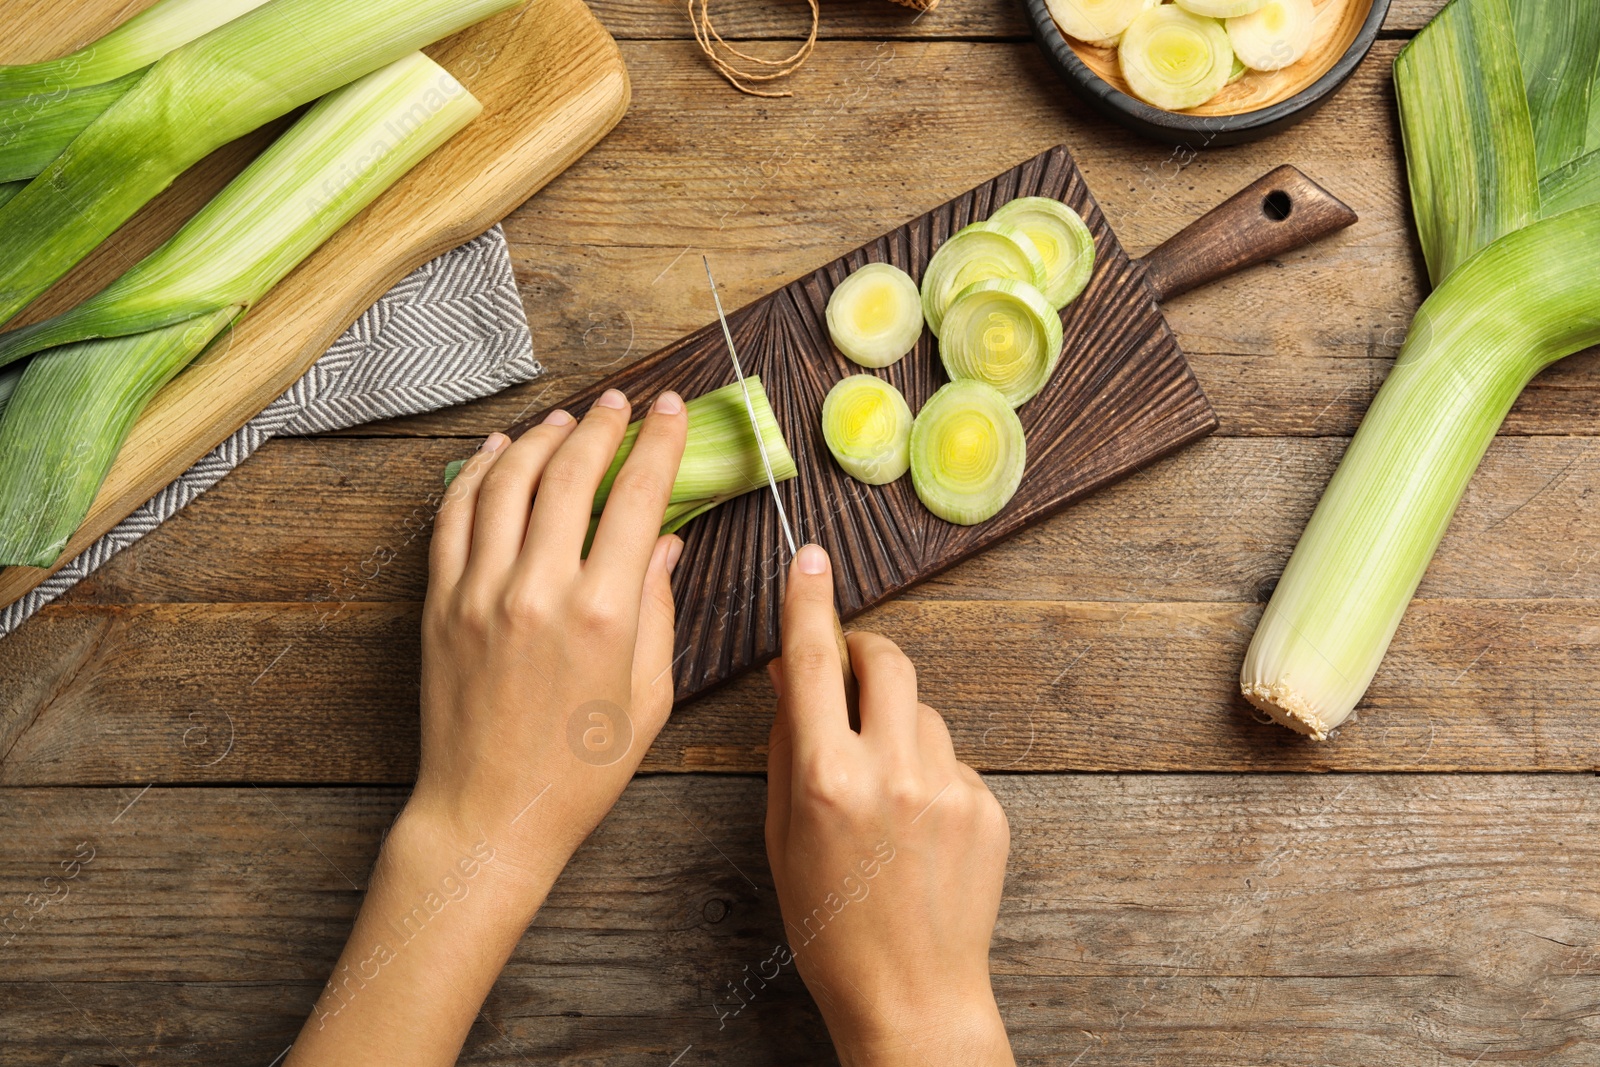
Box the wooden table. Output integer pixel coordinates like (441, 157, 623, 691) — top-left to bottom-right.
(4, 0, 1598, 1062)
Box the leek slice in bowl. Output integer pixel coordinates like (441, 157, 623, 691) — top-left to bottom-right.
(825, 262, 923, 368)
(1045, 0, 1154, 46)
(909, 380, 1027, 526)
(1118, 5, 1233, 111)
(938, 279, 1064, 408)
(821, 374, 913, 485)
(1174, 0, 1264, 18)
(1227, 0, 1316, 72)
(988, 197, 1096, 308)
(920, 221, 1046, 338)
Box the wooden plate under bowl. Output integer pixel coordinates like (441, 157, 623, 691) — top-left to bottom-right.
(1023, 0, 1392, 145)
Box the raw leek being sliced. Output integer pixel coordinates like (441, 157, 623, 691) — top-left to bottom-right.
(909, 380, 1026, 526)
(938, 279, 1064, 408)
(0, 0, 519, 329)
(1046, 0, 1155, 46)
(1119, 5, 1233, 110)
(825, 262, 923, 369)
(988, 197, 1096, 308)
(1226, 0, 1316, 72)
(821, 374, 913, 485)
(920, 221, 1046, 338)
(1175, 0, 1264, 19)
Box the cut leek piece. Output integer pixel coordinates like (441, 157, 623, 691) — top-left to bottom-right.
(1228, 53, 1249, 84)
(821, 374, 913, 485)
(920, 222, 1046, 338)
(1119, 5, 1233, 110)
(0, 0, 519, 329)
(909, 380, 1026, 526)
(825, 262, 923, 368)
(1046, 0, 1155, 46)
(0, 53, 482, 567)
(0, 0, 271, 98)
(1241, 205, 1600, 740)
(988, 197, 1095, 308)
(0, 53, 482, 371)
(938, 279, 1064, 408)
(1175, 0, 1264, 19)
(1226, 0, 1315, 72)
(0, 72, 146, 185)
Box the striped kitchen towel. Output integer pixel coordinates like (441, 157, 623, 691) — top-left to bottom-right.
(0, 223, 540, 639)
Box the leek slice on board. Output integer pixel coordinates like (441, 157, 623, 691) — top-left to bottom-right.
(0, 53, 482, 568)
(821, 374, 913, 485)
(920, 222, 1045, 338)
(1175, 0, 1264, 19)
(1118, 5, 1233, 110)
(0, 71, 146, 185)
(825, 262, 924, 369)
(938, 279, 1064, 408)
(0, 0, 270, 98)
(1045, 0, 1155, 46)
(1508, 0, 1600, 177)
(1394, 0, 1539, 285)
(1241, 205, 1600, 740)
(988, 197, 1095, 308)
(0, 0, 519, 330)
(909, 380, 1026, 526)
(1226, 0, 1315, 72)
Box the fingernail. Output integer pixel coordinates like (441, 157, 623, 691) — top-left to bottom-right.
(479, 432, 508, 452)
(595, 388, 628, 410)
(653, 390, 684, 415)
(543, 408, 573, 426)
(797, 543, 828, 575)
(666, 535, 685, 574)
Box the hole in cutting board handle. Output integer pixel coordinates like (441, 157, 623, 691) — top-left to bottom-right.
(1263, 190, 1294, 221)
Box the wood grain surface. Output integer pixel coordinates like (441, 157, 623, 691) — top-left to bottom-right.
(0, 0, 630, 611)
(5, 0, 1598, 1062)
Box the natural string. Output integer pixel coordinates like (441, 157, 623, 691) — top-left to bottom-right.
(689, 0, 820, 98)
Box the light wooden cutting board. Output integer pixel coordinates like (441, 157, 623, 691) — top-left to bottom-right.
(0, 0, 629, 608)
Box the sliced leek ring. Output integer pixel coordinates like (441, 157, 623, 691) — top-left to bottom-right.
(821, 374, 913, 485)
(825, 262, 923, 368)
(1227, 0, 1315, 72)
(1119, 5, 1233, 111)
(988, 197, 1096, 308)
(1228, 53, 1248, 84)
(920, 221, 1046, 338)
(1046, 0, 1155, 45)
(909, 380, 1027, 526)
(1174, 0, 1264, 18)
(938, 279, 1064, 408)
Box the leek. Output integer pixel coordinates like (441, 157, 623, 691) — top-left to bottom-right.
(920, 222, 1046, 338)
(1045, 0, 1154, 46)
(1118, 5, 1233, 111)
(0, 53, 482, 568)
(938, 279, 1064, 408)
(988, 197, 1094, 309)
(1175, 0, 1264, 19)
(0, 72, 145, 185)
(909, 380, 1025, 526)
(1226, 0, 1316, 73)
(0, 0, 519, 329)
(0, 183, 21, 211)
(825, 263, 924, 369)
(1509, 0, 1600, 178)
(1242, 206, 1600, 739)
(821, 374, 913, 485)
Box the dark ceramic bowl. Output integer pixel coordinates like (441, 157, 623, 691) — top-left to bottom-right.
(1023, 0, 1393, 146)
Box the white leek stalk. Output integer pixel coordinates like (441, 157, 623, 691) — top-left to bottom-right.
(0, 0, 519, 329)
(0, 53, 482, 568)
(1241, 205, 1600, 739)
(822, 374, 913, 484)
(1118, 5, 1233, 110)
(825, 263, 924, 369)
(909, 379, 1026, 526)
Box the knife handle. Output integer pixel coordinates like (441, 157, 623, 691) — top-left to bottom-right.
(833, 611, 862, 733)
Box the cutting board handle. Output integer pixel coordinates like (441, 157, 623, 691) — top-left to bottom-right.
(1137, 165, 1357, 303)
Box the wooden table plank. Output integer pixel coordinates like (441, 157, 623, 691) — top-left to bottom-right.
(1, 774, 1595, 1063)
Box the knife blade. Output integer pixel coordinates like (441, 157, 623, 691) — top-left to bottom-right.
(702, 256, 859, 726)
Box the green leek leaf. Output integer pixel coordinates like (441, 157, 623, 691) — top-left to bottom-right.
(1539, 148, 1600, 217)
(0, 71, 146, 185)
(1509, 0, 1600, 176)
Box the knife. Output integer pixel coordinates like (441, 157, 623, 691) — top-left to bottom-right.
(703, 256, 860, 728)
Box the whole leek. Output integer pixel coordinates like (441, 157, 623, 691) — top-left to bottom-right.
(0, 52, 482, 568)
(0, 0, 518, 329)
(0, 72, 145, 185)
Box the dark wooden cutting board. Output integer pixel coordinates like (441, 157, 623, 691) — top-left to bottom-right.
(506, 144, 1356, 704)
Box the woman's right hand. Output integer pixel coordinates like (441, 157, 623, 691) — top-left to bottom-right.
(765, 543, 1015, 1067)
